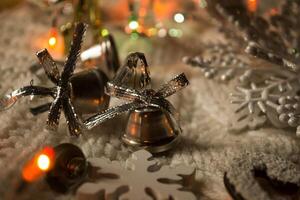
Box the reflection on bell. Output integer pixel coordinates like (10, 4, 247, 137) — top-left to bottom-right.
(70, 68, 110, 115)
(46, 143, 87, 193)
(29, 34, 120, 117)
(122, 106, 181, 153)
(81, 34, 120, 79)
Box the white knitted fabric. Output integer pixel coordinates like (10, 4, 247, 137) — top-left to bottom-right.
(1, 4, 300, 200)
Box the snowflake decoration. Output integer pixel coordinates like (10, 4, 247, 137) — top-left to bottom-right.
(76, 150, 196, 200)
(185, 1, 300, 135)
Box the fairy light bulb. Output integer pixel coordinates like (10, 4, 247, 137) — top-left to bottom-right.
(48, 36, 57, 47)
(37, 154, 51, 171)
(129, 20, 139, 30)
(247, 0, 258, 13)
(174, 13, 185, 23)
(48, 28, 58, 48)
(22, 147, 55, 182)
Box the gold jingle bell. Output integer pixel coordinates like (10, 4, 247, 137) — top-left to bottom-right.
(123, 106, 180, 153)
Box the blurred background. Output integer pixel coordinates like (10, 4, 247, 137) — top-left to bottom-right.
(0, 0, 284, 65)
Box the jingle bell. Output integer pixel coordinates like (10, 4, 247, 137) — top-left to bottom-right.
(29, 34, 120, 116)
(69, 34, 119, 114)
(80, 34, 120, 79)
(46, 143, 88, 193)
(122, 106, 181, 153)
(70, 68, 110, 115)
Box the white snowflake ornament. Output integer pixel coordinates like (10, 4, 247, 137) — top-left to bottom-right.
(185, 1, 300, 135)
(76, 150, 196, 200)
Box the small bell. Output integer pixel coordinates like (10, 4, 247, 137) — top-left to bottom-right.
(80, 34, 120, 79)
(123, 106, 180, 153)
(27, 34, 120, 118)
(70, 68, 110, 115)
(84, 52, 189, 153)
(46, 143, 88, 193)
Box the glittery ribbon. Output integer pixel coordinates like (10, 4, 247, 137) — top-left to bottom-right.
(84, 73, 189, 129)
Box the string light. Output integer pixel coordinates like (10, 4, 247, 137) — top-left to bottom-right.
(101, 29, 109, 37)
(37, 154, 51, 171)
(147, 28, 157, 37)
(174, 13, 185, 23)
(22, 147, 55, 182)
(131, 32, 139, 40)
(247, 0, 258, 13)
(48, 28, 58, 48)
(158, 28, 167, 38)
(48, 36, 57, 47)
(129, 20, 139, 30)
(168, 28, 183, 38)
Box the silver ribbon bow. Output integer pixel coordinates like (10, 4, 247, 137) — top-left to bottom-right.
(0, 22, 86, 136)
(84, 73, 189, 130)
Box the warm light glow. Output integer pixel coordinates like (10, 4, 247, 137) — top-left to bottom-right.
(22, 147, 55, 182)
(168, 28, 183, 38)
(174, 13, 185, 23)
(247, 0, 258, 13)
(48, 36, 57, 47)
(147, 28, 157, 37)
(37, 154, 51, 171)
(101, 29, 109, 37)
(33, 28, 64, 59)
(158, 28, 167, 38)
(48, 27, 58, 48)
(129, 21, 139, 30)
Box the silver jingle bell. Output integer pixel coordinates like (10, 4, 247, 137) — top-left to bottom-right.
(70, 68, 110, 115)
(122, 106, 180, 153)
(80, 34, 120, 79)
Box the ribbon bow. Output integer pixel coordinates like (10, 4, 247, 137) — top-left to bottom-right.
(84, 73, 189, 129)
(0, 22, 86, 136)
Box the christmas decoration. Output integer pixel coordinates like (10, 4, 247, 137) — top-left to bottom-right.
(183, 43, 250, 83)
(22, 146, 55, 183)
(18, 143, 87, 194)
(76, 149, 196, 200)
(59, 0, 103, 51)
(30, 33, 120, 116)
(84, 52, 189, 152)
(185, 1, 300, 135)
(31, 31, 119, 76)
(29, 0, 104, 53)
(80, 34, 120, 78)
(0, 23, 87, 136)
(45, 143, 88, 193)
(224, 152, 300, 200)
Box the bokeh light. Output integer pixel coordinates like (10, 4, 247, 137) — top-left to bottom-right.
(37, 154, 51, 171)
(174, 13, 185, 23)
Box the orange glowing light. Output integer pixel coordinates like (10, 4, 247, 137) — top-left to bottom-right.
(22, 147, 55, 182)
(37, 154, 51, 171)
(48, 36, 57, 47)
(153, 0, 178, 21)
(33, 28, 65, 59)
(48, 28, 58, 48)
(247, 0, 258, 13)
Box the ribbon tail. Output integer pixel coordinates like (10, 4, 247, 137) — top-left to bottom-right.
(0, 86, 54, 111)
(84, 102, 145, 130)
(155, 73, 189, 98)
